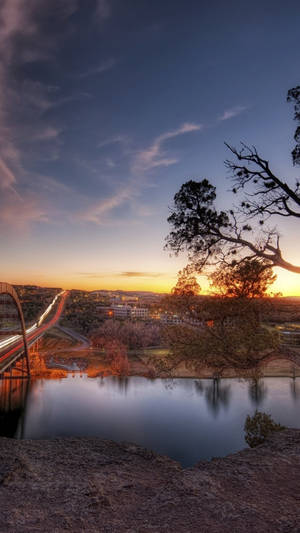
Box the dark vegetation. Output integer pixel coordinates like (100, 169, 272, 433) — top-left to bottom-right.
(154, 261, 279, 375)
(60, 290, 102, 335)
(14, 285, 60, 326)
(166, 85, 300, 274)
(90, 320, 162, 377)
(287, 86, 300, 165)
(244, 410, 285, 448)
(91, 320, 161, 350)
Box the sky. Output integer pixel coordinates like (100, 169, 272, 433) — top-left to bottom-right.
(0, 0, 299, 294)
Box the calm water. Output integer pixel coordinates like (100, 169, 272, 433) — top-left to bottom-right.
(1, 375, 300, 467)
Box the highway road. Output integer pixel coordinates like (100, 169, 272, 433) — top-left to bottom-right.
(0, 291, 69, 373)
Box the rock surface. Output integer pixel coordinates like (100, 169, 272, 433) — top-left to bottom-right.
(0, 430, 300, 532)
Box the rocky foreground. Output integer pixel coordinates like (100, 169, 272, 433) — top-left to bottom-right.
(0, 431, 300, 532)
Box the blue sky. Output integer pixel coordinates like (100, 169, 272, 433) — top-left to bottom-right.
(0, 0, 299, 292)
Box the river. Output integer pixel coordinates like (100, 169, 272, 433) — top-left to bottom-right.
(1, 374, 300, 466)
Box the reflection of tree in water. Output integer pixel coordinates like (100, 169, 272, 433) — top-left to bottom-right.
(248, 378, 267, 407)
(194, 378, 231, 417)
(163, 379, 177, 391)
(117, 376, 129, 394)
(97, 375, 130, 394)
(98, 375, 130, 394)
(290, 372, 300, 401)
(194, 380, 204, 394)
(0, 378, 29, 438)
(97, 375, 105, 387)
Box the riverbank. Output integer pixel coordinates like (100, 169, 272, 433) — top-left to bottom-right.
(34, 328, 300, 379)
(0, 429, 300, 531)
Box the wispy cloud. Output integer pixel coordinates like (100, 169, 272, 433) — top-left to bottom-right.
(96, 0, 112, 20)
(79, 122, 202, 224)
(106, 158, 116, 168)
(132, 122, 203, 174)
(76, 271, 166, 279)
(219, 105, 247, 121)
(78, 58, 116, 79)
(0, 158, 17, 190)
(0, 0, 79, 232)
(31, 127, 62, 142)
(77, 181, 137, 224)
(98, 135, 129, 149)
(0, 0, 37, 61)
(0, 190, 48, 231)
(119, 272, 164, 278)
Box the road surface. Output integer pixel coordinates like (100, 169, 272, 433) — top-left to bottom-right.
(0, 291, 69, 373)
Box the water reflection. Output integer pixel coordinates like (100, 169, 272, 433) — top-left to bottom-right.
(248, 379, 267, 406)
(194, 378, 231, 416)
(0, 375, 299, 467)
(0, 377, 29, 437)
(290, 377, 300, 400)
(115, 376, 130, 394)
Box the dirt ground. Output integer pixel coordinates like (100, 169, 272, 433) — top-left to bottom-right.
(0, 429, 300, 532)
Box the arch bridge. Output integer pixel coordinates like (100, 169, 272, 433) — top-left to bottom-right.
(0, 283, 67, 378)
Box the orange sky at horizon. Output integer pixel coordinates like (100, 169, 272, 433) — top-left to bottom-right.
(2, 265, 300, 296)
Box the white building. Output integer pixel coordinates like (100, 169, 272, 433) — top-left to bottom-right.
(130, 307, 149, 320)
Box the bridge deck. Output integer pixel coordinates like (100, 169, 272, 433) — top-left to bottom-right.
(0, 291, 68, 376)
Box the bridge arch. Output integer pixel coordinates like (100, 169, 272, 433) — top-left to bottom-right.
(0, 282, 30, 375)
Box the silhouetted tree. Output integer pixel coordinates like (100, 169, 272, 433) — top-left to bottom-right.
(209, 259, 276, 298)
(287, 85, 300, 165)
(166, 87, 300, 275)
(172, 266, 201, 296)
(161, 267, 202, 319)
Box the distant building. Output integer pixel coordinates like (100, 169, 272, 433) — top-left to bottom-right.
(113, 305, 131, 319)
(160, 313, 182, 325)
(130, 307, 149, 320)
(98, 304, 149, 320)
(97, 304, 131, 319)
(121, 295, 139, 303)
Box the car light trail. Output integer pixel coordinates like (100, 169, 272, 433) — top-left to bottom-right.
(37, 290, 64, 326)
(0, 291, 68, 365)
(0, 291, 65, 350)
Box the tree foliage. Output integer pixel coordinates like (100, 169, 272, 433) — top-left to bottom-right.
(161, 267, 202, 320)
(166, 87, 300, 274)
(162, 301, 278, 374)
(91, 319, 161, 350)
(158, 260, 279, 375)
(104, 339, 130, 377)
(209, 259, 276, 298)
(287, 85, 300, 165)
(172, 266, 201, 296)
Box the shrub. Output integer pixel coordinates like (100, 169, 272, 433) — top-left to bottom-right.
(244, 410, 285, 448)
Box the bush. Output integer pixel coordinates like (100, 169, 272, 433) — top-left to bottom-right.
(244, 410, 285, 448)
(91, 320, 161, 350)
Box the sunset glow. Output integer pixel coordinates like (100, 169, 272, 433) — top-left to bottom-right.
(0, 1, 299, 296)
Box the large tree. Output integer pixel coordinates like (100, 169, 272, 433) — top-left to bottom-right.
(210, 259, 277, 299)
(166, 86, 300, 274)
(155, 259, 278, 375)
